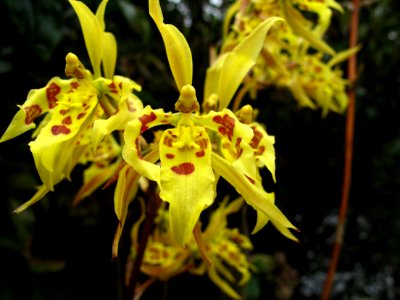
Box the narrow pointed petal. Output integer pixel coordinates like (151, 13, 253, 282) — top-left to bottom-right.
(327, 45, 361, 68)
(73, 159, 121, 206)
(13, 185, 50, 213)
(159, 126, 215, 246)
(207, 17, 284, 109)
(211, 152, 298, 242)
(102, 32, 117, 79)
(112, 164, 140, 258)
(149, 0, 193, 89)
(69, 0, 103, 78)
(281, 0, 335, 56)
(208, 265, 241, 300)
(95, 0, 109, 31)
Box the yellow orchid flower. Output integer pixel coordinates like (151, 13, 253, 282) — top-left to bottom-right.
(1, 0, 143, 213)
(221, 0, 354, 115)
(122, 0, 298, 247)
(130, 197, 253, 299)
(198, 198, 253, 299)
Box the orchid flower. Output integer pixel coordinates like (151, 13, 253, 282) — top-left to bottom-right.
(0, 0, 142, 212)
(220, 0, 357, 115)
(122, 0, 298, 247)
(129, 198, 253, 300)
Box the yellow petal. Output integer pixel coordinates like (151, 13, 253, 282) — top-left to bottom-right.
(13, 185, 50, 213)
(149, 0, 192, 89)
(211, 152, 298, 241)
(288, 75, 316, 109)
(222, 0, 240, 37)
(29, 90, 98, 189)
(159, 126, 215, 246)
(102, 32, 117, 79)
(69, 0, 103, 78)
(95, 0, 109, 31)
(327, 45, 361, 68)
(122, 106, 176, 183)
(207, 17, 284, 109)
(92, 77, 143, 152)
(208, 265, 241, 300)
(249, 123, 276, 182)
(112, 164, 140, 258)
(73, 158, 121, 206)
(281, 0, 335, 56)
(198, 109, 256, 180)
(0, 77, 76, 143)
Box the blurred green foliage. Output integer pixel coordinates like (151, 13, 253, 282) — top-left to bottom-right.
(0, 0, 399, 299)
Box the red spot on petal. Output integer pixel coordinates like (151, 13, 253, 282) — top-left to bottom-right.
(257, 145, 266, 155)
(195, 151, 205, 157)
(60, 109, 69, 115)
(24, 104, 42, 124)
(213, 114, 235, 140)
(171, 162, 195, 175)
(163, 136, 174, 147)
(108, 82, 118, 94)
(166, 153, 175, 159)
(46, 82, 61, 108)
(51, 125, 70, 135)
(250, 126, 262, 149)
(62, 116, 72, 125)
(139, 112, 157, 133)
(77, 112, 87, 119)
(245, 175, 255, 185)
(127, 100, 137, 113)
(70, 82, 80, 89)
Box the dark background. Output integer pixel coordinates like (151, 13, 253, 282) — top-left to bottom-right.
(0, 0, 399, 299)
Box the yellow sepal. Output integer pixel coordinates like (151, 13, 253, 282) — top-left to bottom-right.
(281, 0, 335, 56)
(205, 17, 284, 109)
(69, 0, 104, 78)
(112, 164, 140, 258)
(29, 89, 98, 189)
(13, 185, 50, 213)
(0, 77, 77, 143)
(211, 152, 298, 242)
(149, 0, 193, 89)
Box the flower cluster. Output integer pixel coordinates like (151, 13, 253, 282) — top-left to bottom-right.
(221, 0, 359, 115)
(128, 198, 253, 299)
(1, 0, 300, 298)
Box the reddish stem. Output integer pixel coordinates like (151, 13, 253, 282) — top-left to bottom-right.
(126, 181, 161, 300)
(320, 0, 360, 299)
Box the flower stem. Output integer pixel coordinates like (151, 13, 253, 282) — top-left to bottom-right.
(126, 181, 161, 300)
(320, 0, 360, 299)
